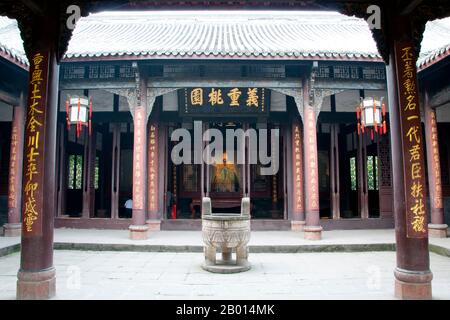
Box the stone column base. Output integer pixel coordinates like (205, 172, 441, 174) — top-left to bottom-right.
(3, 223, 21, 237)
(428, 224, 448, 238)
(394, 268, 433, 300)
(129, 225, 149, 240)
(17, 267, 56, 300)
(291, 220, 306, 232)
(146, 219, 161, 232)
(304, 226, 323, 240)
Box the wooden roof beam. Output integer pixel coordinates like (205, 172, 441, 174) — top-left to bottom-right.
(399, 0, 424, 15)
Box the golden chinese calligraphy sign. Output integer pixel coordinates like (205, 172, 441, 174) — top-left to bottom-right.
(133, 107, 146, 210)
(292, 123, 303, 215)
(395, 42, 428, 239)
(8, 125, 18, 209)
(148, 123, 158, 215)
(180, 88, 269, 116)
(22, 51, 49, 236)
(428, 110, 443, 209)
(304, 107, 319, 211)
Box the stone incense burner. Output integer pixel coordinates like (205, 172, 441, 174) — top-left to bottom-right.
(201, 197, 251, 273)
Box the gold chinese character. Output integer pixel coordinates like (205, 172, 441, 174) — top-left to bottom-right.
(24, 181, 38, 199)
(208, 88, 224, 106)
(411, 215, 426, 233)
(32, 53, 44, 67)
(411, 162, 422, 180)
(31, 69, 43, 84)
(404, 95, 416, 111)
(28, 132, 40, 149)
(401, 47, 413, 61)
(227, 88, 242, 107)
(191, 88, 203, 106)
(246, 88, 258, 107)
(406, 126, 420, 144)
(410, 181, 423, 199)
(409, 144, 420, 162)
(403, 79, 415, 95)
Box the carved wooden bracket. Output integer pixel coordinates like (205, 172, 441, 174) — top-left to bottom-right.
(106, 87, 180, 121)
(270, 88, 303, 120)
(310, 89, 344, 120)
(146, 88, 180, 119)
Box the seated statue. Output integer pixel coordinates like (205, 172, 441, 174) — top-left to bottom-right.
(211, 153, 240, 192)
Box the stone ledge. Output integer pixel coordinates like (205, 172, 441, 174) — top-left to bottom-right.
(0, 240, 448, 258)
(0, 243, 20, 257)
(429, 243, 450, 258)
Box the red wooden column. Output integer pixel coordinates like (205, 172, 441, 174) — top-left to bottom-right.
(303, 82, 322, 240)
(424, 93, 448, 238)
(291, 120, 305, 231)
(4, 102, 25, 237)
(17, 41, 59, 298)
(82, 130, 96, 218)
(130, 106, 149, 240)
(357, 133, 369, 219)
(387, 15, 432, 299)
(110, 123, 121, 219)
(330, 124, 341, 220)
(56, 124, 67, 217)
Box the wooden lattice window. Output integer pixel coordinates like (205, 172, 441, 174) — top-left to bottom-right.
(63, 65, 85, 79)
(333, 65, 350, 79)
(68, 154, 83, 190)
(362, 67, 386, 80)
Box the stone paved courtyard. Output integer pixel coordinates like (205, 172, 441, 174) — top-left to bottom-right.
(0, 250, 449, 300)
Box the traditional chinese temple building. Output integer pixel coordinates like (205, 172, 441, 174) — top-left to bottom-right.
(0, 0, 449, 300)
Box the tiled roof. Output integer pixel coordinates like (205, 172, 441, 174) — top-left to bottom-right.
(65, 11, 382, 61)
(417, 17, 450, 71)
(0, 16, 28, 68)
(0, 11, 449, 68)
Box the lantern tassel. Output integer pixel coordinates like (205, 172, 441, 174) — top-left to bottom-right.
(66, 100, 70, 131)
(77, 98, 81, 138)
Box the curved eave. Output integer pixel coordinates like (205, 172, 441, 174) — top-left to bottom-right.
(62, 52, 383, 63)
(417, 47, 450, 72)
(0, 47, 29, 70)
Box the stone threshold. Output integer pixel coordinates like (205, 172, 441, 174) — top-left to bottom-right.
(0, 241, 449, 258)
(52, 242, 447, 256)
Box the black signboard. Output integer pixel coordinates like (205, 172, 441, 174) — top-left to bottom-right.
(179, 87, 270, 116)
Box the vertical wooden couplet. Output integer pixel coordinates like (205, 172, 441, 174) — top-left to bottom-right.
(291, 121, 305, 231)
(17, 45, 59, 299)
(303, 81, 322, 240)
(4, 103, 25, 236)
(388, 33, 432, 299)
(129, 106, 149, 239)
(424, 93, 448, 238)
(147, 122, 159, 220)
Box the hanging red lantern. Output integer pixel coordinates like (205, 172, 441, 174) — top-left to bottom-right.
(65, 95, 93, 138)
(356, 97, 388, 140)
